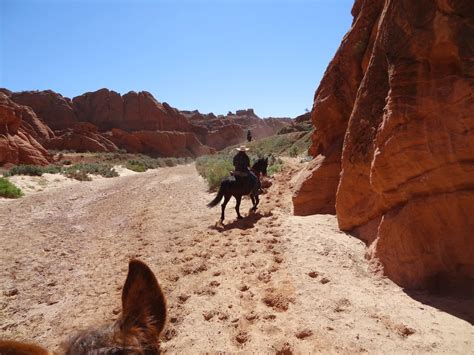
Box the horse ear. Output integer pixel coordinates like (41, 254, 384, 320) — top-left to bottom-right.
(120, 260, 167, 337)
(265, 157, 268, 162)
(0, 340, 51, 355)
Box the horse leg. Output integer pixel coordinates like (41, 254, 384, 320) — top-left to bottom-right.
(249, 194, 256, 212)
(251, 193, 259, 212)
(235, 195, 243, 219)
(221, 194, 231, 222)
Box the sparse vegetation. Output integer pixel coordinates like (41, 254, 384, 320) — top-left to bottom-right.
(0, 178, 24, 198)
(126, 156, 191, 172)
(196, 154, 234, 191)
(6, 165, 45, 177)
(126, 161, 148, 172)
(5, 162, 118, 181)
(65, 170, 92, 181)
(63, 163, 119, 178)
(196, 131, 311, 190)
(289, 145, 298, 157)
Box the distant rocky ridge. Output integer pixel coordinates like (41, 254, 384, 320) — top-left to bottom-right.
(0, 88, 293, 166)
(292, 0, 474, 293)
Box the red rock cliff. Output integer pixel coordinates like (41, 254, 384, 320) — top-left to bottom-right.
(0, 93, 52, 166)
(293, 0, 474, 291)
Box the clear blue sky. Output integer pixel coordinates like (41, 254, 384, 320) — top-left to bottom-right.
(1, 0, 353, 117)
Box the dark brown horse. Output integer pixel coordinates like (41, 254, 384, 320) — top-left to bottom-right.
(207, 157, 268, 222)
(0, 260, 167, 354)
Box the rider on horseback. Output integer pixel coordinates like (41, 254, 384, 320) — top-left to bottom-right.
(233, 145, 260, 196)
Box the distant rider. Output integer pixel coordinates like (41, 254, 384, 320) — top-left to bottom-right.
(247, 129, 252, 143)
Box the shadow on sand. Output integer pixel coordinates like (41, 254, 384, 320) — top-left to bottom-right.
(404, 289, 474, 325)
(209, 210, 273, 232)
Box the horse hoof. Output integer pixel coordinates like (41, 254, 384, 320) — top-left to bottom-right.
(237, 216, 243, 220)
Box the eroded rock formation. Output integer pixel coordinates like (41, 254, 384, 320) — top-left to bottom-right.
(0, 93, 52, 166)
(108, 129, 214, 157)
(3, 89, 289, 160)
(293, 0, 474, 291)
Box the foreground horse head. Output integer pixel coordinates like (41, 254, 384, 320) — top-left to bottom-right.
(0, 259, 167, 354)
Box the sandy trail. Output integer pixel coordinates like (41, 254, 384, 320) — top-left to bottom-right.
(0, 162, 472, 353)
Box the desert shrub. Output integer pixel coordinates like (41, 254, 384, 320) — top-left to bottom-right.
(289, 145, 298, 157)
(164, 158, 179, 167)
(66, 170, 92, 181)
(5, 164, 65, 177)
(126, 160, 148, 172)
(64, 163, 118, 178)
(196, 154, 233, 191)
(6, 165, 44, 177)
(268, 163, 284, 176)
(41, 165, 63, 174)
(0, 178, 24, 198)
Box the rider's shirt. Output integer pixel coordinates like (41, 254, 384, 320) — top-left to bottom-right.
(233, 152, 250, 172)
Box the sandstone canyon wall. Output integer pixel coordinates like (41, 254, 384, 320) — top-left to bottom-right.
(293, 0, 474, 292)
(1, 88, 289, 163)
(0, 93, 52, 166)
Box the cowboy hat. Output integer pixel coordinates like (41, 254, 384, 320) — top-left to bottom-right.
(235, 145, 250, 151)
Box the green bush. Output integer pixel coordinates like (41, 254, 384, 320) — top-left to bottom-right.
(289, 145, 298, 157)
(64, 163, 118, 178)
(6, 165, 44, 176)
(41, 165, 63, 174)
(5, 164, 64, 177)
(126, 161, 148, 172)
(196, 154, 233, 190)
(0, 178, 23, 198)
(65, 170, 92, 181)
(268, 164, 283, 176)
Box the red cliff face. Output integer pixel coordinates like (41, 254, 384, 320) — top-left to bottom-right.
(73, 89, 192, 132)
(108, 129, 215, 157)
(10, 90, 77, 130)
(3, 88, 290, 160)
(293, 0, 474, 291)
(0, 93, 52, 166)
(181, 109, 291, 149)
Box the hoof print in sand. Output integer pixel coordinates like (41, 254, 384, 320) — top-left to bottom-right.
(295, 328, 313, 339)
(235, 331, 249, 344)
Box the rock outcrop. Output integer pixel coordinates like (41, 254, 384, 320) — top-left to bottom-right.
(108, 129, 214, 157)
(181, 108, 290, 149)
(10, 90, 77, 130)
(0, 93, 52, 166)
(293, 0, 474, 292)
(47, 123, 118, 153)
(3, 88, 293, 161)
(73, 89, 192, 132)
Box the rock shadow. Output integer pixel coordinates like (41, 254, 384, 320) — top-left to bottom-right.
(404, 289, 474, 325)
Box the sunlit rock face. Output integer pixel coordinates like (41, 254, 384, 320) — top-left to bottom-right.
(0, 93, 52, 166)
(293, 0, 474, 292)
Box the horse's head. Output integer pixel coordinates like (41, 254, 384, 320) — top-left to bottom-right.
(66, 259, 167, 354)
(252, 157, 268, 176)
(1, 260, 167, 355)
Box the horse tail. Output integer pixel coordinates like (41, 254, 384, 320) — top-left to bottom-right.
(207, 181, 225, 208)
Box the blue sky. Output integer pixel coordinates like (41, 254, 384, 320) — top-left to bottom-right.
(1, 0, 353, 117)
